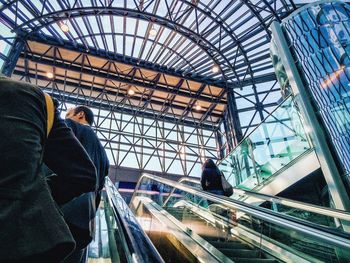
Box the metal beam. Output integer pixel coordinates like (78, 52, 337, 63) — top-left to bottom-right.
(13, 70, 218, 130)
(20, 53, 226, 105)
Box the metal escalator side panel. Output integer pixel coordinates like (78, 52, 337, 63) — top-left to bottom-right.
(132, 173, 350, 263)
(132, 196, 235, 263)
(105, 178, 164, 263)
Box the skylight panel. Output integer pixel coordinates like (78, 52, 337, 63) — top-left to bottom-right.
(235, 16, 257, 36)
(49, 0, 62, 12)
(136, 20, 147, 37)
(253, 67, 275, 77)
(198, 17, 212, 32)
(133, 38, 143, 57)
(18, 2, 35, 20)
(30, 0, 43, 12)
(3, 9, 18, 24)
(52, 23, 69, 40)
(101, 15, 111, 33)
(125, 36, 134, 57)
(157, 27, 171, 44)
(206, 26, 221, 43)
(89, 16, 100, 35)
(0, 22, 15, 38)
(85, 36, 94, 47)
(182, 9, 196, 28)
(156, 50, 171, 63)
(175, 38, 192, 54)
(148, 44, 162, 61)
(157, 0, 169, 17)
(113, 17, 124, 34)
(66, 20, 78, 38)
(106, 35, 114, 52)
(115, 35, 123, 54)
(125, 17, 136, 35)
(76, 17, 89, 36)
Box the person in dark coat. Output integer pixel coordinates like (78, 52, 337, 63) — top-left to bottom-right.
(0, 77, 97, 263)
(200, 159, 224, 196)
(61, 106, 109, 263)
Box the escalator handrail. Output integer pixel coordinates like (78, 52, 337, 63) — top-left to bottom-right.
(132, 173, 350, 250)
(162, 177, 201, 207)
(105, 178, 165, 263)
(169, 177, 350, 221)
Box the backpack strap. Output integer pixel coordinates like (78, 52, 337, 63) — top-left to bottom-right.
(44, 93, 54, 137)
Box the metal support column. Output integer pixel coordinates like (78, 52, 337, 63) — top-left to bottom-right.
(215, 129, 225, 160)
(226, 88, 243, 147)
(271, 21, 350, 211)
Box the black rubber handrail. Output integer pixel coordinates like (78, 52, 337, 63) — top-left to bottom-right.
(105, 177, 164, 263)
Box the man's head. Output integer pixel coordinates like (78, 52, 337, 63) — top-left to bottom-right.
(65, 106, 94, 126)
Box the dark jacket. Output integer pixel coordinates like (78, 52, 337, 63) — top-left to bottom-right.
(61, 119, 109, 247)
(201, 163, 223, 192)
(0, 78, 96, 261)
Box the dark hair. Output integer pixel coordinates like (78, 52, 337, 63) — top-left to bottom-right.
(203, 158, 217, 169)
(74, 106, 94, 125)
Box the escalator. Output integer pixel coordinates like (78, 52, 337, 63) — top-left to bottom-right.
(94, 175, 350, 262)
(87, 178, 164, 263)
(165, 206, 278, 263)
(130, 173, 350, 263)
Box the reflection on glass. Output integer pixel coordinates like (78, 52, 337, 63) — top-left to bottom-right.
(132, 175, 350, 263)
(218, 95, 312, 190)
(282, 1, 350, 184)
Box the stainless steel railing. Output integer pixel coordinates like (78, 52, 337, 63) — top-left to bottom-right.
(105, 178, 164, 263)
(131, 173, 350, 251)
(167, 177, 350, 221)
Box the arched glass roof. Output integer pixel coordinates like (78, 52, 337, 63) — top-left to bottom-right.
(0, 0, 296, 83)
(0, 0, 304, 176)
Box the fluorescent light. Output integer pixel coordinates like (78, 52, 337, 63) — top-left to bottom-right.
(128, 89, 135, 96)
(60, 22, 69, 33)
(212, 64, 220, 73)
(149, 26, 157, 36)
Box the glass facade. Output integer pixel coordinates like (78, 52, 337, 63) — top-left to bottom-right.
(219, 95, 312, 190)
(282, 0, 350, 183)
(57, 102, 217, 178)
(0, 21, 16, 72)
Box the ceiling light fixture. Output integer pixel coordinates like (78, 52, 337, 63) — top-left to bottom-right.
(195, 104, 202, 111)
(46, 72, 54, 79)
(149, 25, 157, 36)
(128, 89, 135, 96)
(59, 21, 69, 33)
(212, 64, 220, 73)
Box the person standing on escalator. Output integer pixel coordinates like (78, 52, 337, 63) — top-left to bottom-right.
(61, 106, 109, 263)
(0, 77, 97, 263)
(200, 159, 225, 196)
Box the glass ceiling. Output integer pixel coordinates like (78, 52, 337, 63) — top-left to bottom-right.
(0, 0, 296, 83)
(0, 0, 301, 176)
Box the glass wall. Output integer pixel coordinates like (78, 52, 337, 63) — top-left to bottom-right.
(59, 103, 218, 178)
(282, 0, 350, 184)
(0, 21, 16, 72)
(219, 95, 312, 190)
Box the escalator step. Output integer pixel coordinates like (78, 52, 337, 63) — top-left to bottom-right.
(230, 258, 278, 263)
(219, 249, 259, 258)
(210, 241, 250, 250)
(201, 236, 226, 242)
